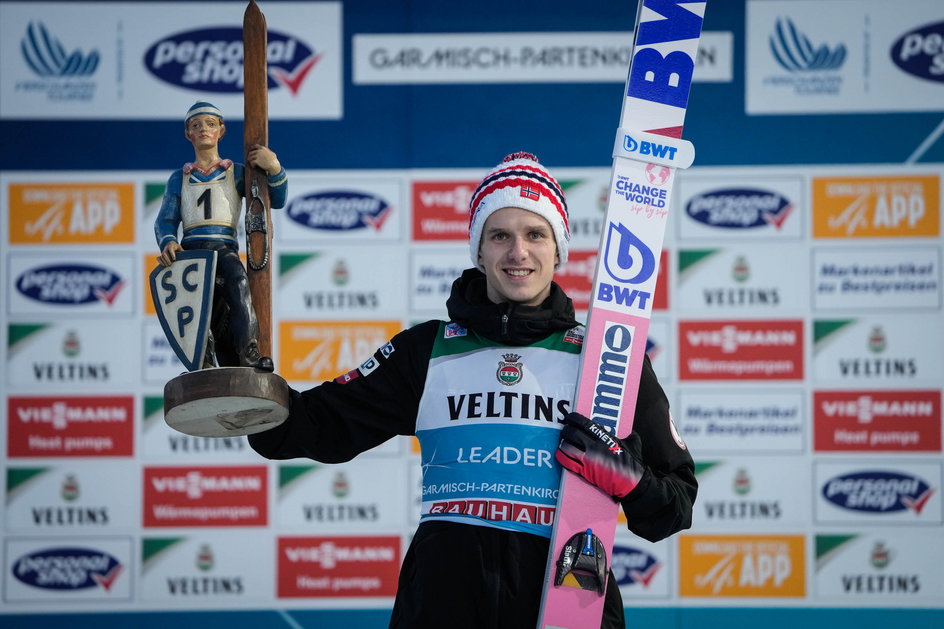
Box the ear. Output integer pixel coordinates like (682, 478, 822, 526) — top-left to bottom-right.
(219, 124, 226, 139)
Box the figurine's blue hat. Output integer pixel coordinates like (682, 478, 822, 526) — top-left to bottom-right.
(185, 101, 224, 124)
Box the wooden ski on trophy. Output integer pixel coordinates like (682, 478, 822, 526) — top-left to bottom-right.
(537, 1, 707, 627)
(243, 0, 273, 358)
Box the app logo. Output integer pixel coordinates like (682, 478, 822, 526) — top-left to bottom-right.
(769, 17, 846, 72)
(890, 21, 944, 83)
(286, 191, 393, 232)
(21, 22, 99, 77)
(685, 188, 794, 230)
(822, 470, 934, 514)
(12, 547, 122, 591)
(145, 27, 319, 95)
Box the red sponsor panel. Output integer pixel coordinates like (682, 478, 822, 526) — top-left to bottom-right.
(7, 395, 134, 457)
(679, 320, 804, 381)
(814, 390, 942, 452)
(556, 249, 668, 313)
(143, 466, 267, 527)
(278, 536, 401, 598)
(411, 180, 478, 241)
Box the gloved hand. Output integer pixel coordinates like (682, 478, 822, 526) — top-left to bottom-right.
(556, 412, 647, 499)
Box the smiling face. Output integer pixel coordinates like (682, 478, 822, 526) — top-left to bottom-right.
(185, 113, 225, 149)
(477, 207, 559, 306)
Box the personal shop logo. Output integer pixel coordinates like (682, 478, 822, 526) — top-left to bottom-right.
(821, 470, 934, 515)
(611, 545, 660, 588)
(16, 263, 125, 306)
(144, 27, 319, 95)
(285, 190, 394, 232)
(890, 20, 944, 83)
(12, 546, 123, 591)
(685, 188, 794, 230)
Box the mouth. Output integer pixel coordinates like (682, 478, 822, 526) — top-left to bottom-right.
(504, 268, 532, 278)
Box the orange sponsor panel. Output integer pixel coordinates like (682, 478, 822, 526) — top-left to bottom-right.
(279, 320, 403, 382)
(812, 175, 940, 238)
(679, 534, 805, 597)
(8, 183, 135, 244)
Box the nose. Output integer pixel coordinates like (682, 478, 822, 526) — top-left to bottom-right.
(507, 235, 529, 260)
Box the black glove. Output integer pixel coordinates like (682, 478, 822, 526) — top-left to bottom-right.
(556, 412, 647, 499)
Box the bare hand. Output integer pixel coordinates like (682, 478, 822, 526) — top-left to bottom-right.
(158, 242, 184, 267)
(247, 144, 282, 176)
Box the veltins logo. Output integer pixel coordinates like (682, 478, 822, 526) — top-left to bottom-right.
(686, 188, 794, 230)
(769, 17, 846, 72)
(680, 535, 805, 597)
(812, 175, 940, 238)
(822, 470, 934, 515)
(21, 22, 99, 78)
(891, 21, 944, 83)
(12, 547, 122, 591)
(286, 191, 393, 232)
(144, 27, 319, 95)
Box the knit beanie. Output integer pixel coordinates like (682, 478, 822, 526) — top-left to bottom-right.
(468, 152, 570, 271)
(185, 101, 224, 125)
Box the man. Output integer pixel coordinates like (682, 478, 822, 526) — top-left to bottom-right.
(154, 101, 287, 370)
(248, 152, 695, 627)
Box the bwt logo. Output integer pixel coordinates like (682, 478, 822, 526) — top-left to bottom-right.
(589, 322, 634, 434)
(596, 223, 655, 311)
(769, 17, 846, 72)
(144, 27, 319, 94)
(623, 134, 678, 161)
(21, 22, 100, 77)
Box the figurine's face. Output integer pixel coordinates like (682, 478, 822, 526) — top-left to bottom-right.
(185, 114, 225, 149)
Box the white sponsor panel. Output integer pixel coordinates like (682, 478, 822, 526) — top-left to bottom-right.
(677, 389, 805, 453)
(814, 461, 943, 525)
(142, 320, 185, 385)
(813, 247, 942, 310)
(555, 170, 612, 249)
(676, 173, 804, 240)
(7, 252, 134, 316)
(676, 245, 809, 313)
(612, 533, 672, 600)
(276, 459, 409, 531)
(409, 248, 468, 314)
(7, 320, 139, 389)
(278, 246, 407, 319)
(0, 2, 342, 120)
(814, 531, 944, 602)
(139, 531, 273, 604)
(4, 536, 133, 602)
(5, 463, 139, 531)
(647, 317, 672, 383)
(747, 0, 944, 113)
(275, 176, 403, 242)
(694, 457, 811, 529)
(813, 315, 944, 385)
(353, 31, 732, 84)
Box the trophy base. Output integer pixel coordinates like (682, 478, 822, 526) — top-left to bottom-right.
(163, 367, 290, 437)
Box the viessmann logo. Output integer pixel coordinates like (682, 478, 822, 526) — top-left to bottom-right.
(284, 541, 396, 569)
(16, 263, 125, 306)
(144, 27, 320, 95)
(685, 324, 798, 353)
(150, 471, 263, 499)
(686, 188, 794, 230)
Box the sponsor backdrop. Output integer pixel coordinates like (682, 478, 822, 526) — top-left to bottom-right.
(1, 1, 942, 628)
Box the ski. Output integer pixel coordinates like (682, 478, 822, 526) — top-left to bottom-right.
(538, 2, 707, 627)
(243, 0, 274, 358)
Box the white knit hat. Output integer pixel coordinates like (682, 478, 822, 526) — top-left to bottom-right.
(468, 152, 570, 271)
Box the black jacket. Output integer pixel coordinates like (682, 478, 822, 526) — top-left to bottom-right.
(249, 268, 697, 628)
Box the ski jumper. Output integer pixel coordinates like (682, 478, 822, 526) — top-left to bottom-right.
(248, 268, 696, 628)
